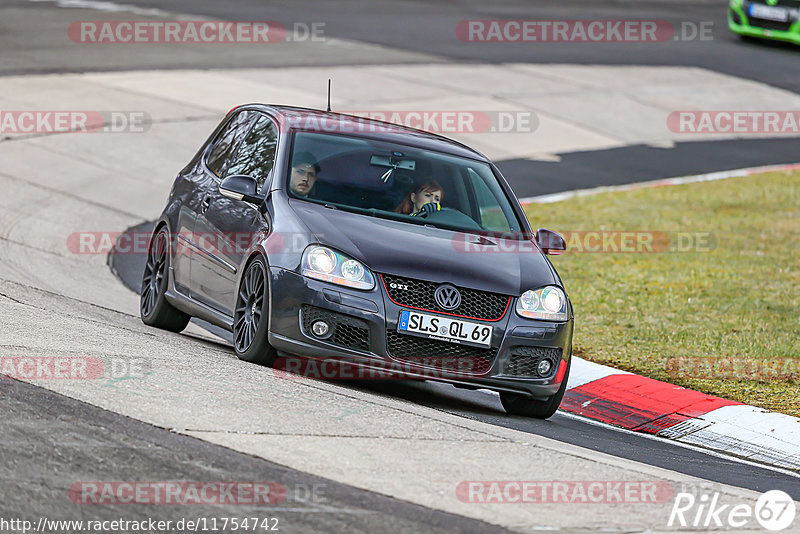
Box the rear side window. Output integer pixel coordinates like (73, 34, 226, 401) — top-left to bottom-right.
(226, 114, 279, 189)
(205, 111, 255, 178)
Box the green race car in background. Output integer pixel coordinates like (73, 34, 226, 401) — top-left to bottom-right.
(729, 0, 800, 44)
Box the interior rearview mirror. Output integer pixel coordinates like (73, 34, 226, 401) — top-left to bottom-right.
(369, 154, 416, 171)
(219, 174, 263, 204)
(536, 228, 567, 255)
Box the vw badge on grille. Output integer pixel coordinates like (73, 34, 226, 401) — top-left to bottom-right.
(434, 284, 461, 310)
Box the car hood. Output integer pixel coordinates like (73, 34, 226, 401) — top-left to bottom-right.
(290, 200, 558, 296)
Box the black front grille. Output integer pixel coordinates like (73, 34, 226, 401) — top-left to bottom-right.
(750, 0, 799, 7)
(382, 274, 510, 321)
(301, 306, 370, 352)
(748, 16, 794, 30)
(502, 346, 562, 378)
(386, 330, 495, 375)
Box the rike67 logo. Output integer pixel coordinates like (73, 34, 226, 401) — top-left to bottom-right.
(669, 490, 796, 531)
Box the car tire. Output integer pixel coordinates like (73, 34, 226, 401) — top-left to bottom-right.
(500, 356, 571, 419)
(140, 227, 191, 333)
(233, 256, 278, 366)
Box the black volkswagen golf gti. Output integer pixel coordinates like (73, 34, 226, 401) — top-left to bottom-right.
(141, 104, 574, 418)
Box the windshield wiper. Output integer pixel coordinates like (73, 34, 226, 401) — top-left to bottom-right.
(312, 201, 485, 235)
(364, 208, 452, 230)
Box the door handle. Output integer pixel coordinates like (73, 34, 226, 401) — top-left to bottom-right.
(200, 196, 211, 214)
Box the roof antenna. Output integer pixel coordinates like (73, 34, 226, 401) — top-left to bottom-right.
(326, 79, 331, 112)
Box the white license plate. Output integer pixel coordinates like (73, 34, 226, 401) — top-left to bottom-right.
(749, 3, 789, 21)
(397, 310, 492, 348)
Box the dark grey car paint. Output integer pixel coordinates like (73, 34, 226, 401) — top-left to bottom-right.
(156, 104, 573, 399)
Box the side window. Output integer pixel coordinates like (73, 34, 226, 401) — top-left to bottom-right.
(225, 115, 279, 189)
(205, 111, 255, 178)
(467, 169, 512, 232)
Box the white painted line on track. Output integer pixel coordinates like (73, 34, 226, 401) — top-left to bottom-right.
(567, 356, 631, 389)
(556, 411, 800, 480)
(519, 162, 800, 205)
(27, 0, 177, 17)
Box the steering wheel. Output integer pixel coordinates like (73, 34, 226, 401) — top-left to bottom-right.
(417, 207, 483, 231)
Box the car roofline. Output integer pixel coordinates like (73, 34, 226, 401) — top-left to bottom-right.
(229, 103, 490, 161)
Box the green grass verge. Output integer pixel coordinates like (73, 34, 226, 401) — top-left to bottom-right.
(524, 169, 800, 417)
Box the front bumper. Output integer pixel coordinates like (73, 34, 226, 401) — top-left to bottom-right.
(728, 2, 800, 44)
(267, 268, 573, 399)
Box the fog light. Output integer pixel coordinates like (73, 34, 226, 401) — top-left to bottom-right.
(537, 359, 553, 376)
(311, 320, 330, 338)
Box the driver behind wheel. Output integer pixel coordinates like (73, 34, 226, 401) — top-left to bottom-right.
(289, 151, 320, 198)
(394, 180, 444, 216)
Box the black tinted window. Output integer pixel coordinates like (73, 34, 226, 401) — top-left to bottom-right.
(289, 132, 522, 233)
(226, 115, 278, 188)
(206, 111, 254, 178)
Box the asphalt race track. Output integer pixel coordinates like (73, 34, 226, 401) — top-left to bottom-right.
(109, 222, 800, 501)
(6, 0, 799, 90)
(0, 378, 512, 534)
(3, 0, 800, 194)
(1, 0, 799, 532)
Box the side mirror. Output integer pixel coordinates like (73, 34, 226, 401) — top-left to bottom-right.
(219, 174, 263, 204)
(536, 228, 566, 255)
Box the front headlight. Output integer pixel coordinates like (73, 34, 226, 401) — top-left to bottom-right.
(516, 286, 568, 321)
(301, 245, 375, 290)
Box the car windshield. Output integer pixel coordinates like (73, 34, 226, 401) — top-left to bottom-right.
(287, 132, 523, 235)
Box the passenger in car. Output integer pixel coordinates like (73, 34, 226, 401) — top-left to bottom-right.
(289, 151, 320, 197)
(394, 180, 444, 216)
